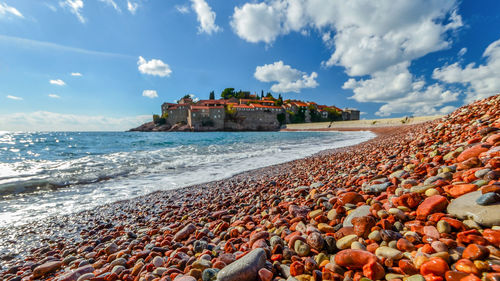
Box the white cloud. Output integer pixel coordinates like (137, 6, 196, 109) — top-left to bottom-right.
(60, 0, 85, 23)
(6, 95, 22, 100)
(254, 61, 319, 93)
(433, 38, 500, 103)
(137, 56, 172, 77)
(190, 0, 221, 35)
(45, 3, 57, 12)
(0, 2, 24, 18)
(232, 0, 461, 76)
(375, 84, 459, 117)
(99, 0, 120, 12)
(71, 72, 82, 76)
(343, 62, 458, 116)
(0, 111, 151, 131)
(127, 1, 138, 14)
(231, 2, 282, 44)
(142, 90, 158, 98)
(0, 34, 131, 58)
(458, 47, 467, 57)
(50, 79, 66, 86)
(176, 5, 189, 14)
(48, 94, 60, 98)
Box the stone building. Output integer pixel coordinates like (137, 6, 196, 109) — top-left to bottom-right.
(342, 108, 361, 120)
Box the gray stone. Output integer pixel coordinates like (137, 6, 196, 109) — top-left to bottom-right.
(476, 192, 500, 206)
(447, 191, 500, 227)
(216, 248, 266, 281)
(362, 182, 391, 193)
(343, 205, 371, 227)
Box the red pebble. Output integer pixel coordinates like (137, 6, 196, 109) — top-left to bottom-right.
(290, 261, 305, 276)
(416, 195, 448, 220)
(420, 257, 449, 276)
(258, 268, 273, 281)
(462, 244, 490, 260)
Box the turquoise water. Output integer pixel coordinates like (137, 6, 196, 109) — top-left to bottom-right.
(0, 131, 374, 226)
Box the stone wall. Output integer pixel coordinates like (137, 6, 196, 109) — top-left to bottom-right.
(188, 108, 225, 130)
(225, 108, 282, 131)
(166, 106, 188, 125)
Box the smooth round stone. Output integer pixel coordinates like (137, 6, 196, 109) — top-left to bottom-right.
(110, 258, 127, 267)
(111, 265, 125, 275)
(270, 236, 283, 249)
(425, 188, 439, 197)
(463, 219, 481, 230)
(216, 248, 266, 281)
(336, 235, 358, 250)
(475, 169, 491, 178)
(431, 241, 448, 252)
(437, 220, 451, 233)
(192, 259, 212, 270)
(375, 246, 403, 260)
(389, 208, 405, 219)
(476, 192, 500, 205)
(295, 240, 311, 257)
(152, 256, 164, 268)
(309, 209, 322, 219)
(153, 267, 167, 276)
(202, 268, 219, 281)
(447, 190, 500, 227)
(368, 230, 381, 241)
(327, 209, 338, 220)
(407, 274, 425, 281)
(388, 240, 397, 249)
(343, 205, 371, 227)
(351, 241, 366, 250)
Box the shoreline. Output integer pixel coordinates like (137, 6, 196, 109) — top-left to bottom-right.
(0, 129, 378, 267)
(1, 95, 499, 281)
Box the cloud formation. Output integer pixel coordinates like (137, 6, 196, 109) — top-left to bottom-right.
(48, 94, 60, 98)
(127, 1, 138, 14)
(175, 5, 189, 14)
(142, 90, 158, 99)
(71, 72, 82, 76)
(0, 111, 151, 131)
(50, 79, 66, 86)
(99, 0, 121, 12)
(6, 95, 23, 100)
(191, 0, 221, 35)
(60, 0, 85, 23)
(433, 38, 500, 103)
(233, 0, 463, 116)
(255, 61, 318, 93)
(0, 2, 24, 18)
(137, 56, 172, 77)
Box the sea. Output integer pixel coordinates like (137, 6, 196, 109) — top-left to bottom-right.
(0, 130, 374, 227)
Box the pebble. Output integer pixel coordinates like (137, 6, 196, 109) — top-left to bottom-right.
(336, 235, 358, 250)
(2, 95, 500, 281)
(216, 248, 266, 281)
(375, 246, 403, 260)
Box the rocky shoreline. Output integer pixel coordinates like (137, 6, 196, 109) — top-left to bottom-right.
(1, 95, 499, 281)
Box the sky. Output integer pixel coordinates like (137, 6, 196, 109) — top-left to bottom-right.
(0, 0, 499, 131)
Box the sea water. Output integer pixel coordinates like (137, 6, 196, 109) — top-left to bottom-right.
(0, 130, 374, 227)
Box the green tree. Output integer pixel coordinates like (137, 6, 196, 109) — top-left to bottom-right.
(277, 113, 286, 125)
(221, 88, 235, 99)
(266, 92, 274, 98)
(209, 91, 215, 100)
(182, 94, 191, 99)
(324, 107, 342, 121)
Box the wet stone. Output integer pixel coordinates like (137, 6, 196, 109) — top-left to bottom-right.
(476, 192, 500, 205)
(216, 248, 266, 281)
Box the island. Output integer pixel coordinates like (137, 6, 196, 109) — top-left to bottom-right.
(130, 89, 360, 132)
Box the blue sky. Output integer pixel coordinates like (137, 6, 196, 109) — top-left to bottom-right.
(0, 0, 499, 131)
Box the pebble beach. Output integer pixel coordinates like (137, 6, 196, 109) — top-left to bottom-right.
(1, 94, 499, 281)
